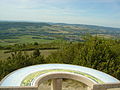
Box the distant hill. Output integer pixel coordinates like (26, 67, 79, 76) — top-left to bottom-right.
(49, 22, 120, 31)
(0, 21, 50, 30)
(0, 21, 120, 45)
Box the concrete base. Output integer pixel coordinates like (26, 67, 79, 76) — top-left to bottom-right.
(51, 79, 62, 90)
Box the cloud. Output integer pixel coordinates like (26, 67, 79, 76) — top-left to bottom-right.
(0, 0, 120, 28)
(84, 0, 120, 3)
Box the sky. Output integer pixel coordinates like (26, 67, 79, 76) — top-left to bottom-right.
(0, 0, 120, 28)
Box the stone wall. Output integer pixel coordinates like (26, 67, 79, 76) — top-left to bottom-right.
(93, 83, 120, 90)
(0, 86, 38, 90)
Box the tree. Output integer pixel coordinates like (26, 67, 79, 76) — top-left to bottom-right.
(47, 36, 120, 80)
(33, 49, 40, 57)
(34, 42, 39, 45)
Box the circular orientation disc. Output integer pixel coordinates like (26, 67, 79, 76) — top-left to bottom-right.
(0, 64, 119, 86)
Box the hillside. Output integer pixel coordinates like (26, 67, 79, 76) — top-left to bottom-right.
(0, 21, 120, 45)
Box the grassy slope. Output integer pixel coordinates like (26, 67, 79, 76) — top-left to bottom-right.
(1, 22, 119, 46)
(0, 35, 54, 46)
(0, 50, 11, 60)
(0, 49, 57, 60)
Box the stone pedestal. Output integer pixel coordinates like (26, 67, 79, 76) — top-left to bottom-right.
(51, 79, 62, 90)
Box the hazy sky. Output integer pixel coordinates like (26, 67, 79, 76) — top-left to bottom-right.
(0, 0, 120, 28)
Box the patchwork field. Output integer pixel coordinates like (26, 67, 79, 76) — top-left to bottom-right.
(0, 21, 120, 46)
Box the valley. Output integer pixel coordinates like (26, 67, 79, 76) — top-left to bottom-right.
(0, 21, 120, 46)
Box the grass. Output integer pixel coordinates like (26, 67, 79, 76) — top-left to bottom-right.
(0, 49, 57, 60)
(92, 34, 114, 39)
(40, 50, 57, 58)
(48, 30, 69, 34)
(16, 35, 54, 44)
(0, 50, 11, 60)
(0, 35, 54, 46)
(25, 49, 57, 58)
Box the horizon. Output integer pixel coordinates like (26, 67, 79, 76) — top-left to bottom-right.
(0, 0, 120, 28)
(1, 20, 120, 29)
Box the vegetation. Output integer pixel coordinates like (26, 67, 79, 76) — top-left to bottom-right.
(0, 21, 120, 81)
(0, 36, 120, 81)
(46, 36, 120, 80)
(0, 21, 120, 46)
(0, 51, 45, 80)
